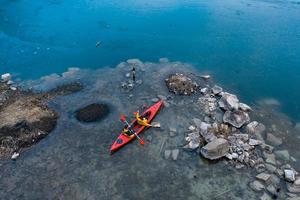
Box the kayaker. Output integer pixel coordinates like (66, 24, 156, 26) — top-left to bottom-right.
(135, 111, 152, 127)
(122, 125, 135, 138)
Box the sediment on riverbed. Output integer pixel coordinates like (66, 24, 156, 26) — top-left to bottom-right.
(0, 78, 83, 159)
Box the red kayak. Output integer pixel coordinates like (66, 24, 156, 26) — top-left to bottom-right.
(110, 100, 164, 152)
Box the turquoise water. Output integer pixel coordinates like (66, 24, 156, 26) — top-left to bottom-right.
(1, 0, 300, 120)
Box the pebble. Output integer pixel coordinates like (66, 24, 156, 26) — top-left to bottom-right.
(171, 149, 179, 161)
(125, 73, 130, 78)
(256, 173, 272, 185)
(260, 192, 272, 200)
(285, 169, 296, 182)
(249, 139, 262, 146)
(264, 153, 276, 165)
(151, 98, 159, 103)
(188, 125, 196, 131)
(275, 150, 290, 162)
(265, 163, 277, 173)
(1, 73, 11, 81)
(11, 152, 19, 160)
(200, 75, 211, 80)
(266, 133, 282, 146)
(146, 135, 152, 142)
(10, 86, 17, 91)
(164, 150, 171, 159)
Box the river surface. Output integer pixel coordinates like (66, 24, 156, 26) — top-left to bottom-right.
(1, 0, 300, 199)
(1, 0, 300, 121)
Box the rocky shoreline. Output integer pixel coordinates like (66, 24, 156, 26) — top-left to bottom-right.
(120, 59, 300, 199)
(1, 59, 300, 199)
(0, 74, 83, 159)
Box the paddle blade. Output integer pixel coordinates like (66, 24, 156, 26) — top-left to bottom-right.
(139, 139, 145, 145)
(120, 114, 126, 122)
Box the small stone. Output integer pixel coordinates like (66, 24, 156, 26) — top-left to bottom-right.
(1, 73, 11, 81)
(7, 80, 14, 85)
(152, 122, 161, 128)
(256, 173, 272, 185)
(211, 85, 223, 95)
(265, 164, 277, 173)
(295, 178, 300, 185)
(285, 169, 296, 182)
(264, 153, 276, 165)
(125, 73, 130, 78)
(151, 98, 159, 103)
(249, 139, 262, 146)
(266, 133, 282, 146)
(157, 95, 167, 100)
(11, 152, 19, 160)
(187, 125, 195, 131)
(171, 149, 179, 161)
(287, 183, 300, 193)
(200, 75, 211, 80)
(200, 87, 208, 94)
(266, 184, 277, 195)
(246, 121, 266, 135)
(250, 180, 265, 192)
(260, 192, 272, 200)
(10, 86, 17, 91)
(239, 103, 252, 112)
(164, 150, 171, 159)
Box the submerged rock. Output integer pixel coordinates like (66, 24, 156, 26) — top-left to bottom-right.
(266, 133, 282, 146)
(200, 138, 229, 160)
(246, 121, 266, 135)
(165, 73, 198, 95)
(223, 110, 250, 128)
(75, 103, 110, 122)
(249, 180, 265, 192)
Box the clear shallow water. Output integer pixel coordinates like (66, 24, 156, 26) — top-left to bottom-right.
(0, 0, 300, 121)
(1, 60, 300, 199)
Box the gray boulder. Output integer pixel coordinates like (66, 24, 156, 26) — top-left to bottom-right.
(223, 110, 250, 128)
(200, 138, 229, 160)
(211, 85, 223, 95)
(219, 92, 239, 111)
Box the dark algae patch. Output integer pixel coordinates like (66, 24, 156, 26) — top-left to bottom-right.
(75, 103, 110, 122)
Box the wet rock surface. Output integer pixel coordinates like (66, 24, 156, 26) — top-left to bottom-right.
(75, 103, 110, 122)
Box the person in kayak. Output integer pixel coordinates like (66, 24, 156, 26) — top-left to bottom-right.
(134, 111, 152, 127)
(122, 125, 135, 138)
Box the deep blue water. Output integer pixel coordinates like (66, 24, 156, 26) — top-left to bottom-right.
(1, 0, 300, 121)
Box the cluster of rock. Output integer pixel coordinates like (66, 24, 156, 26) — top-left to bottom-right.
(0, 73, 83, 160)
(165, 73, 198, 95)
(181, 80, 300, 199)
